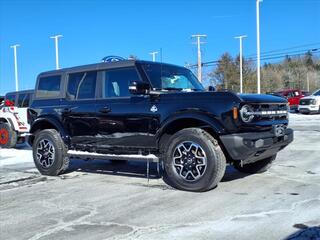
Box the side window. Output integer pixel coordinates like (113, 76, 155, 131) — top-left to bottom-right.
(67, 71, 97, 100)
(21, 94, 30, 107)
(17, 94, 26, 107)
(37, 75, 61, 98)
(103, 68, 140, 98)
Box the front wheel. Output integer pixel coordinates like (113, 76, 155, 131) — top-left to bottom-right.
(233, 155, 277, 174)
(33, 129, 69, 176)
(162, 128, 226, 192)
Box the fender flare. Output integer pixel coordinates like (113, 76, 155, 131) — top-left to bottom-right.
(30, 116, 70, 143)
(155, 111, 226, 142)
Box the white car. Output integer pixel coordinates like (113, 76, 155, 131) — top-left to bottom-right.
(0, 90, 33, 148)
(298, 89, 320, 114)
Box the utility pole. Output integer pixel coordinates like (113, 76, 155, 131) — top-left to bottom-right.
(50, 34, 63, 69)
(256, 0, 262, 94)
(307, 72, 310, 92)
(10, 44, 20, 91)
(149, 51, 158, 62)
(191, 34, 207, 82)
(235, 35, 247, 94)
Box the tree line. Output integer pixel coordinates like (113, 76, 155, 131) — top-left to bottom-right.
(204, 51, 320, 93)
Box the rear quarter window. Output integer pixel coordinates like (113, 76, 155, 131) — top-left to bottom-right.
(36, 75, 61, 98)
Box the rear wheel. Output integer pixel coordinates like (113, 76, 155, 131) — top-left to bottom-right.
(33, 129, 69, 176)
(233, 155, 277, 174)
(0, 123, 17, 148)
(162, 128, 226, 192)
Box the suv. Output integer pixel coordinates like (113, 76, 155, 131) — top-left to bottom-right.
(0, 90, 34, 148)
(275, 89, 307, 111)
(28, 60, 293, 192)
(298, 89, 320, 114)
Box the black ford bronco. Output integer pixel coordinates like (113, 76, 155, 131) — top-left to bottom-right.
(28, 60, 293, 192)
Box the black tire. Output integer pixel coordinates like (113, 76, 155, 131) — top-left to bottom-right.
(233, 155, 277, 174)
(162, 128, 226, 192)
(0, 123, 17, 148)
(33, 129, 69, 176)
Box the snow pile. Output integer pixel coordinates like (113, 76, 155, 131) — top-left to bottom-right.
(289, 113, 320, 126)
(0, 146, 33, 167)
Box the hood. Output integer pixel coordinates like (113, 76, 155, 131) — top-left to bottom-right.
(300, 95, 320, 100)
(238, 94, 287, 104)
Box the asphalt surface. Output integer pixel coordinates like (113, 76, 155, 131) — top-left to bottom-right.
(0, 113, 319, 240)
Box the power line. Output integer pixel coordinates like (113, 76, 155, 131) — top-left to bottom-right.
(246, 42, 320, 58)
(188, 48, 320, 69)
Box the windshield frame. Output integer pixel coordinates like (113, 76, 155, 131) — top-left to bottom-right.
(137, 62, 204, 92)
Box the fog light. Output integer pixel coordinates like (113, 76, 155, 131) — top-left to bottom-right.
(255, 139, 264, 148)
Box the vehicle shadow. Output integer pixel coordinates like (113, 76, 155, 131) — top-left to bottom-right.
(68, 159, 161, 179)
(67, 158, 250, 182)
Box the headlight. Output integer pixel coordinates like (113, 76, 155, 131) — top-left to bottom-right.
(311, 99, 317, 105)
(240, 105, 254, 123)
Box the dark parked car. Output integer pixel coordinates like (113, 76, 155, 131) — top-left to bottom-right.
(28, 60, 293, 192)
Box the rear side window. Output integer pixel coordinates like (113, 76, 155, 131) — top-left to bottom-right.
(17, 93, 31, 107)
(37, 75, 61, 98)
(67, 71, 97, 100)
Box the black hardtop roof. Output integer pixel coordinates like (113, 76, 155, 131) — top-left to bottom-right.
(38, 60, 186, 77)
(5, 89, 34, 96)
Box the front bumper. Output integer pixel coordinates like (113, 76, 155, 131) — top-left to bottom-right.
(290, 105, 298, 111)
(298, 105, 320, 113)
(220, 128, 293, 164)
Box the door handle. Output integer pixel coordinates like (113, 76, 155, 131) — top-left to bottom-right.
(99, 107, 111, 113)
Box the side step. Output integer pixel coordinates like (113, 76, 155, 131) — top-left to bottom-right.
(67, 150, 161, 181)
(68, 150, 159, 162)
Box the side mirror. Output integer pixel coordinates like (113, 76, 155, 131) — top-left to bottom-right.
(129, 81, 150, 95)
(207, 86, 216, 92)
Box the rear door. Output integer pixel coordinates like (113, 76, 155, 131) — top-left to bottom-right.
(60, 71, 99, 146)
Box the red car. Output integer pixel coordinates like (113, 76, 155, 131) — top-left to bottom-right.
(275, 89, 308, 111)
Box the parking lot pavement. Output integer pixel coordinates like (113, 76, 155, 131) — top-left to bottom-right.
(0, 113, 319, 240)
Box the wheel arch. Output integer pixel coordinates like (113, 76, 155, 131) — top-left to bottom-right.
(156, 113, 225, 151)
(29, 116, 69, 146)
(0, 117, 15, 130)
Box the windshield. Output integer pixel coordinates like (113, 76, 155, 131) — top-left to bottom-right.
(313, 90, 320, 96)
(140, 63, 204, 91)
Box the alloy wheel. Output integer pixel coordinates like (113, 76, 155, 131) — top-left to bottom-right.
(172, 141, 207, 182)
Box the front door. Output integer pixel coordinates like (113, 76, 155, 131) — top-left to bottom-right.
(95, 67, 158, 153)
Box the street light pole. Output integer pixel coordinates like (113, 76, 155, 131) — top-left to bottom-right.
(50, 35, 63, 69)
(10, 44, 20, 91)
(256, 0, 262, 94)
(191, 34, 207, 82)
(235, 35, 247, 94)
(149, 51, 158, 62)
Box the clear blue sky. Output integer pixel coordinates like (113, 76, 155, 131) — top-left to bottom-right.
(0, 0, 319, 95)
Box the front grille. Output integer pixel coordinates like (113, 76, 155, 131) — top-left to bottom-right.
(250, 103, 288, 121)
(299, 99, 312, 105)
